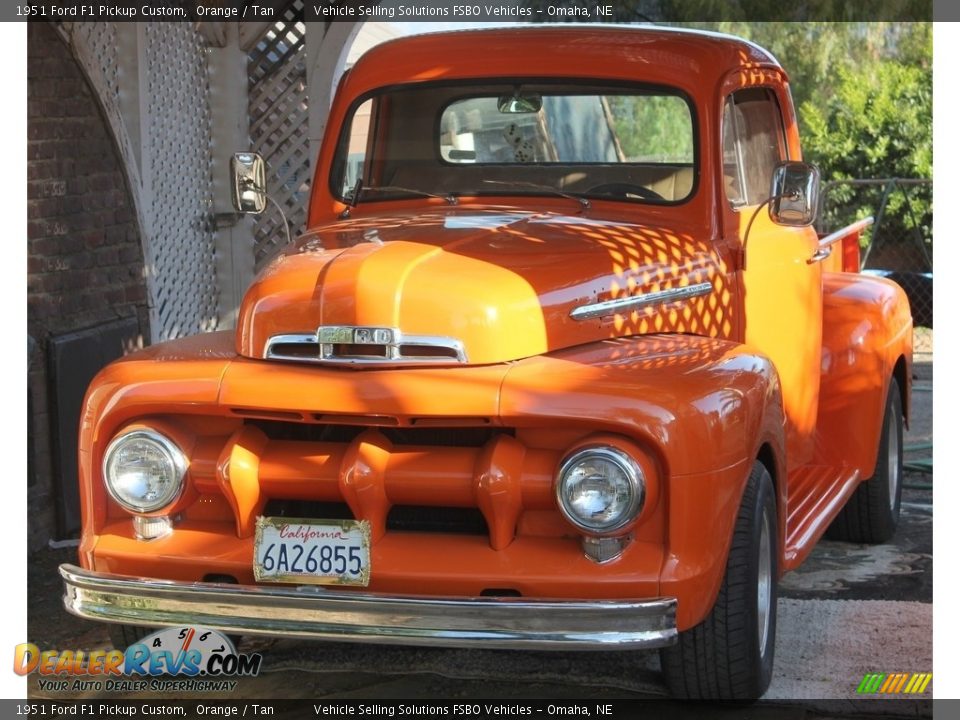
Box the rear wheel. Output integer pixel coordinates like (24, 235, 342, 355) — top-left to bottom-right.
(660, 461, 778, 700)
(826, 377, 903, 544)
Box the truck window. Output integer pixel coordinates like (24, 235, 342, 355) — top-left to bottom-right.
(722, 88, 787, 207)
(440, 94, 693, 166)
(341, 99, 373, 197)
(333, 82, 697, 205)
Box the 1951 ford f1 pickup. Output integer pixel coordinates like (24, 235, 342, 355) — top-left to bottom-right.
(60, 26, 913, 699)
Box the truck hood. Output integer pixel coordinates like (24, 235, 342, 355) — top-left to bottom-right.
(237, 209, 731, 365)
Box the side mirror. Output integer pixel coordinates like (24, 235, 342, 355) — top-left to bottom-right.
(769, 161, 820, 227)
(231, 152, 267, 214)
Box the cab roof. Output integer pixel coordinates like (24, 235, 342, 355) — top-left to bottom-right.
(341, 25, 783, 100)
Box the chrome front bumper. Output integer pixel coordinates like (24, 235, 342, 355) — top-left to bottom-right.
(60, 564, 677, 651)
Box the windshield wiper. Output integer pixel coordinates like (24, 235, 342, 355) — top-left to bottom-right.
(364, 185, 459, 204)
(480, 180, 591, 212)
(340, 183, 457, 219)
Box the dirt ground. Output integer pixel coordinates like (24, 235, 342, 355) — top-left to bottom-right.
(24, 360, 933, 709)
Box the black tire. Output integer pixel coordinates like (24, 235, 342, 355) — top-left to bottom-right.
(107, 624, 242, 651)
(660, 461, 778, 700)
(825, 377, 903, 544)
(107, 624, 151, 649)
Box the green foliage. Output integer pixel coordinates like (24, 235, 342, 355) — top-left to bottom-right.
(525, 17, 932, 183)
(619, 20, 933, 247)
(801, 59, 932, 244)
(521, 11, 933, 254)
(606, 95, 693, 162)
(675, 22, 932, 162)
(786, 26, 931, 246)
(799, 49, 932, 180)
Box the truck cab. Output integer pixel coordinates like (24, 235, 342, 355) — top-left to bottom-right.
(61, 27, 912, 700)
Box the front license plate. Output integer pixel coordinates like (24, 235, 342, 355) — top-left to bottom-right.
(253, 517, 371, 586)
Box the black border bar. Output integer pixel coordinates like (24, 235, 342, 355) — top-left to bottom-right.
(8, 0, 937, 23)
(3, 698, 937, 718)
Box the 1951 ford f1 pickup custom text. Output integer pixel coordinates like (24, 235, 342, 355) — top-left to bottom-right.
(60, 27, 913, 699)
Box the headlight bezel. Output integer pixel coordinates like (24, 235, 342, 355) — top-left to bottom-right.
(102, 428, 188, 514)
(555, 444, 645, 536)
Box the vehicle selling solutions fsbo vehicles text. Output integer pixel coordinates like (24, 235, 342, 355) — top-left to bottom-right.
(313, 3, 612, 18)
(311, 704, 607, 716)
(313, 2, 449, 17)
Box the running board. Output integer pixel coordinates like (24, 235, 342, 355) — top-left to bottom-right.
(783, 467, 861, 571)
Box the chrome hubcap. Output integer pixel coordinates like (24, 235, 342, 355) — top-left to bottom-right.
(888, 412, 900, 512)
(757, 507, 772, 653)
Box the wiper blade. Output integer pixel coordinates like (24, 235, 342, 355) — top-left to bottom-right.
(362, 185, 459, 205)
(480, 180, 591, 211)
(340, 178, 363, 219)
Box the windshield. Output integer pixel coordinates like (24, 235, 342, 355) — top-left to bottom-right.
(332, 81, 697, 206)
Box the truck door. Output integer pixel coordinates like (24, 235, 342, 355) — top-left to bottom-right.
(722, 85, 822, 470)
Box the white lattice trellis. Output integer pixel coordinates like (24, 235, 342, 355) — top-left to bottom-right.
(65, 22, 119, 104)
(248, 1, 311, 272)
(59, 21, 221, 342)
(142, 22, 219, 339)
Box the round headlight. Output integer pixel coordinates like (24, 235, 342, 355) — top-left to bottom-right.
(103, 430, 187, 513)
(556, 446, 644, 535)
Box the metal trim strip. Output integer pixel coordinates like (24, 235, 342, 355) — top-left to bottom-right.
(60, 564, 677, 651)
(569, 282, 714, 321)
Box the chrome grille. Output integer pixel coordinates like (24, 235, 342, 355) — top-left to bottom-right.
(264, 326, 467, 365)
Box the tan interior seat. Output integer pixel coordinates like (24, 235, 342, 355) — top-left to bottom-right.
(647, 167, 694, 201)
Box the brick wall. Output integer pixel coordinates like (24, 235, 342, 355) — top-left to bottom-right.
(27, 22, 150, 548)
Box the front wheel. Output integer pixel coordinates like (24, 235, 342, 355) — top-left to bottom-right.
(107, 624, 151, 649)
(660, 461, 778, 700)
(106, 624, 242, 652)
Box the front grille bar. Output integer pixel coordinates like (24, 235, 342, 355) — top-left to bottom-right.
(264, 326, 467, 366)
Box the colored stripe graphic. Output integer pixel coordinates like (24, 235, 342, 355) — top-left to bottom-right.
(892, 673, 909, 693)
(857, 672, 932, 694)
(880, 674, 896, 693)
(856, 673, 885, 693)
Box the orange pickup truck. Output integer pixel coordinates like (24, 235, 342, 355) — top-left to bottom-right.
(60, 27, 913, 699)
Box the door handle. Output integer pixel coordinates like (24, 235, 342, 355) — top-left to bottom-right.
(808, 246, 833, 264)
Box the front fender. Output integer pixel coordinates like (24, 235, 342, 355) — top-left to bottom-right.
(75, 331, 238, 564)
(500, 334, 784, 477)
(501, 334, 786, 628)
